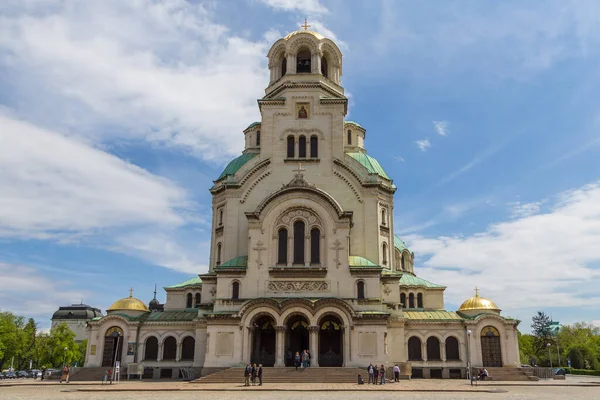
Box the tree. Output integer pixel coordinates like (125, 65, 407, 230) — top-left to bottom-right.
(47, 323, 79, 368)
(569, 347, 584, 369)
(531, 311, 554, 355)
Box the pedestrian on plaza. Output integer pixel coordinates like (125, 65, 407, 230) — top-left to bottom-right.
(357, 374, 364, 385)
(251, 363, 257, 385)
(295, 351, 301, 370)
(286, 348, 292, 367)
(244, 363, 251, 386)
(60, 364, 70, 384)
(301, 350, 308, 368)
(393, 364, 400, 382)
(257, 364, 263, 386)
(41, 366, 46, 381)
(367, 363, 375, 384)
(379, 364, 386, 385)
(307, 350, 311, 367)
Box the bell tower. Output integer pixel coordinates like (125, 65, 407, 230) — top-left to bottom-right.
(265, 19, 344, 99)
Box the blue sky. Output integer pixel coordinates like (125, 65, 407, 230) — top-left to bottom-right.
(1, 0, 599, 332)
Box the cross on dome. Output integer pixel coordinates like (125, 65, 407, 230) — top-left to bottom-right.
(301, 18, 310, 30)
(474, 287, 479, 297)
(129, 287, 134, 298)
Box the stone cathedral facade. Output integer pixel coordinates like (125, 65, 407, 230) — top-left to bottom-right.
(84, 26, 520, 379)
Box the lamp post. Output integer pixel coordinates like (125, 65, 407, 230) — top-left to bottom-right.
(547, 343, 553, 370)
(467, 329, 472, 385)
(64, 347, 68, 367)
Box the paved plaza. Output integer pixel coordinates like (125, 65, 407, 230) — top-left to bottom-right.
(1, 376, 599, 400)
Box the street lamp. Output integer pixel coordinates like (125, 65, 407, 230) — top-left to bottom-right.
(547, 343, 553, 370)
(467, 329, 472, 385)
(64, 347, 68, 367)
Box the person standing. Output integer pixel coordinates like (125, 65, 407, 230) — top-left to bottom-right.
(295, 351, 300, 370)
(379, 364, 386, 385)
(41, 366, 46, 381)
(60, 364, 70, 383)
(257, 364, 263, 386)
(367, 363, 375, 384)
(251, 363, 257, 386)
(393, 364, 400, 382)
(244, 363, 251, 386)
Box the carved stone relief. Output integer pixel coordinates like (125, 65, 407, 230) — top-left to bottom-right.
(267, 281, 329, 292)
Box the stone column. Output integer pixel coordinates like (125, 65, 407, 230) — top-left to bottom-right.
(308, 325, 320, 367)
(441, 342, 446, 362)
(320, 234, 325, 266)
(342, 325, 350, 367)
(176, 342, 182, 362)
(137, 342, 144, 362)
(422, 341, 428, 362)
(247, 327, 255, 363)
(305, 234, 310, 266)
(287, 53, 296, 74)
(275, 326, 286, 367)
(287, 235, 293, 266)
(157, 343, 163, 362)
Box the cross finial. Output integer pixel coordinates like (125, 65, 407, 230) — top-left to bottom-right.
(474, 287, 479, 297)
(153, 284, 157, 300)
(293, 162, 306, 177)
(301, 18, 310, 30)
(129, 287, 134, 298)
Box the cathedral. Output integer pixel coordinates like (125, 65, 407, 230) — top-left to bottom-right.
(84, 24, 520, 379)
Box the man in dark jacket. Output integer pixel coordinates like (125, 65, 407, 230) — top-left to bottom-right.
(244, 363, 251, 386)
(257, 364, 263, 386)
(367, 363, 375, 384)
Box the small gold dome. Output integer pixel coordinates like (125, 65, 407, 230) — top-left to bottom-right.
(284, 30, 324, 41)
(107, 290, 149, 312)
(458, 288, 500, 312)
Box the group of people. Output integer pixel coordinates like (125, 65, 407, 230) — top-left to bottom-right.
(59, 365, 70, 383)
(477, 368, 489, 380)
(359, 363, 402, 385)
(293, 350, 311, 370)
(243, 363, 263, 386)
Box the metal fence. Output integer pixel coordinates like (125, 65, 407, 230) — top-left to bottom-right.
(531, 367, 554, 379)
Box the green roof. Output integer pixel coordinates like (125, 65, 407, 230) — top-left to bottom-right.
(404, 310, 463, 321)
(394, 235, 408, 252)
(348, 256, 379, 267)
(215, 256, 248, 269)
(216, 153, 257, 181)
(144, 310, 198, 322)
(400, 274, 445, 288)
(345, 121, 364, 130)
(346, 152, 391, 180)
(165, 276, 202, 289)
(246, 122, 261, 130)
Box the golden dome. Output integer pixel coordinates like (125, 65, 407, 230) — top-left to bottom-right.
(458, 288, 500, 312)
(284, 30, 324, 41)
(107, 289, 149, 312)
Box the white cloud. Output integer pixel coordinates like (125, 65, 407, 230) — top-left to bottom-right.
(394, 156, 405, 162)
(0, 114, 189, 238)
(406, 181, 600, 318)
(415, 139, 431, 152)
(0, 262, 87, 317)
(0, 0, 269, 162)
(258, 0, 328, 14)
(433, 120, 449, 136)
(509, 201, 543, 219)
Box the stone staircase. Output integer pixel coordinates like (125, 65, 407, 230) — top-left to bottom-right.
(193, 367, 366, 384)
(68, 367, 110, 382)
(481, 367, 538, 381)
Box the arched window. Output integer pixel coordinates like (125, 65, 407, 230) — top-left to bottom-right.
(321, 56, 328, 77)
(401, 253, 405, 270)
(256, 131, 260, 146)
(417, 293, 423, 308)
(181, 336, 195, 360)
(195, 293, 201, 306)
(287, 136, 295, 158)
(427, 337, 441, 360)
(357, 281, 365, 299)
(382, 243, 388, 265)
(144, 337, 158, 360)
(395, 250, 401, 271)
(310, 228, 320, 265)
(347, 130, 352, 145)
(445, 337, 460, 360)
(278, 228, 288, 264)
(298, 135, 306, 158)
(281, 57, 287, 76)
(293, 220, 305, 264)
(186, 293, 193, 308)
(408, 337, 422, 361)
(219, 209, 223, 225)
(163, 336, 177, 360)
(310, 136, 318, 158)
(400, 293, 406, 308)
(296, 49, 311, 73)
(232, 281, 240, 300)
(381, 209, 386, 226)
(409, 293, 415, 308)
(216, 243, 222, 266)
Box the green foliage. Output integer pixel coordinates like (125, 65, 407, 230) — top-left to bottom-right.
(568, 347, 584, 369)
(564, 368, 600, 376)
(0, 312, 81, 370)
(531, 311, 554, 355)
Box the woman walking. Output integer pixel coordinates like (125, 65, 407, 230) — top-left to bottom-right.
(294, 351, 300, 370)
(379, 364, 386, 385)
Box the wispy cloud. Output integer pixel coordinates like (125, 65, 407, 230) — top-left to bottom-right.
(258, 0, 328, 15)
(394, 156, 405, 162)
(433, 120, 449, 136)
(415, 139, 431, 152)
(541, 136, 600, 170)
(509, 201, 543, 219)
(407, 181, 600, 320)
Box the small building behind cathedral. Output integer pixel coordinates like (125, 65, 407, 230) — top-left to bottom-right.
(84, 24, 520, 379)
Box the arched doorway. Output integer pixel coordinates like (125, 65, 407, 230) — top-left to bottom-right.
(251, 316, 276, 367)
(481, 326, 502, 367)
(286, 314, 309, 364)
(101, 326, 124, 367)
(318, 315, 343, 367)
